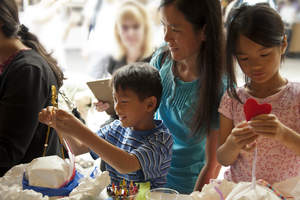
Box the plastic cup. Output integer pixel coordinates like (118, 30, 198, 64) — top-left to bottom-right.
(145, 188, 179, 200)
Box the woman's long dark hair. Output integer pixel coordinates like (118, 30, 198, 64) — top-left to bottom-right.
(0, 0, 64, 88)
(160, 0, 225, 137)
(226, 3, 285, 103)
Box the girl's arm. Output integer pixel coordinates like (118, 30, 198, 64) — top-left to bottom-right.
(217, 114, 257, 166)
(281, 126, 300, 155)
(249, 114, 300, 155)
(39, 107, 141, 174)
(194, 129, 221, 191)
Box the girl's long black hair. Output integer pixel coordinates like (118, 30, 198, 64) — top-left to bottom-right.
(226, 3, 285, 103)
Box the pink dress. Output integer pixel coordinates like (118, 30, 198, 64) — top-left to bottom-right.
(218, 81, 300, 184)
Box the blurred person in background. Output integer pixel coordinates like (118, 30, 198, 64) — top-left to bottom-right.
(81, 0, 117, 60)
(278, 0, 300, 55)
(224, 0, 277, 26)
(88, 0, 154, 80)
(0, 0, 64, 176)
(82, 0, 154, 60)
(21, 0, 71, 72)
(89, 0, 155, 130)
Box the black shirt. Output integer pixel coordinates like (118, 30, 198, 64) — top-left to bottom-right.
(0, 49, 63, 176)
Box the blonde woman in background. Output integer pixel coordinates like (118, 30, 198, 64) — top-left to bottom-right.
(88, 0, 154, 79)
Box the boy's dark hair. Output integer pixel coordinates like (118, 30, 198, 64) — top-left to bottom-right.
(111, 62, 162, 110)
(225, 3, 285, 103)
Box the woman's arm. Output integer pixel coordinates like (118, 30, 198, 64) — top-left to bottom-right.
(194, 129, 221, 191)
(61, 134, 89, 156)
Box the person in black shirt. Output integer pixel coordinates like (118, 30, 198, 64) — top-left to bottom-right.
(0, 0, 64, 176)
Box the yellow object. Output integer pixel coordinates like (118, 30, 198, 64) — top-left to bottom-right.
(43, 85, 64, 159)
(136, 182, 150, 200)
(51, 85, 58, 107)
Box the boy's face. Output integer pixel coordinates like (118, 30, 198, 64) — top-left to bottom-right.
(113, 87, 154, 131)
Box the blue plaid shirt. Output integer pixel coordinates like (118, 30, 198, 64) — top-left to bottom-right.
(90, 119, 173, 188)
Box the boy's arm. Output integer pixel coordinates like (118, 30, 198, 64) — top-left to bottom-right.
(194, 129, 221, 192)
(74, 124, 141, 174)
(39, 107, 141, 174)
(62, 134, 89, 156)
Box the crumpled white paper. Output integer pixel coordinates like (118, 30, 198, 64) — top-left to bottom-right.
(0, 157, 110, 200)
(190, 179, 235, 200)
(225, 182, 281, 200)
(190, 179, 287, 200)
(0, 184, 49, 200)
(61, 171, 110, 200)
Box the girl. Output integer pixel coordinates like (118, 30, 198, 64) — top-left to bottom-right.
(217, 3, 300, 184)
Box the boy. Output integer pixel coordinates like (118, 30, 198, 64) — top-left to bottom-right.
(39, 62, 173, 188)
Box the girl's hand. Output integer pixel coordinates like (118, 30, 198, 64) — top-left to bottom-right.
(248, 114, 286, 141)
(94, 101, 110, 112)
(226, 121, 258, 151)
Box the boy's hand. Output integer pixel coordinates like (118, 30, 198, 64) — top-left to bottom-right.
(248, 114, 286, 141)
(39, 106, 82, 137)
(94, 101, 110, 112)
(39, 106, 56, 127)
(226, 121, 258, 151)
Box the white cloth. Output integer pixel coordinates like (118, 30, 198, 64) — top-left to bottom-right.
(0, 156, 110, 200)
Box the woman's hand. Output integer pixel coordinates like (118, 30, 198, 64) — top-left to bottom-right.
(248, 114, 286, 141)
(226, 121, 258, 151)
(94, 101, 110, 112)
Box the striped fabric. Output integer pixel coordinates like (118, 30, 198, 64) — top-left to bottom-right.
(90, 119, 173, 188)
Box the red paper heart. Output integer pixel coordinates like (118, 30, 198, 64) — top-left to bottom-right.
(244, 98, 272, 121)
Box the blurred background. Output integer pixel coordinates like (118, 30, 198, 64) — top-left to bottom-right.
(16, 0, 300, 130)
